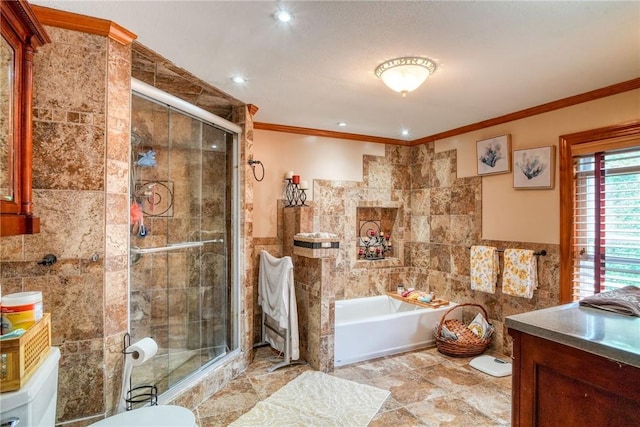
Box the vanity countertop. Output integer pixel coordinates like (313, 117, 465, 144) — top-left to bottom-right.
(506, 303, 640, 369)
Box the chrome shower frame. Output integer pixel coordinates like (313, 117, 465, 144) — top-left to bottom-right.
(130, 78, 243, 402)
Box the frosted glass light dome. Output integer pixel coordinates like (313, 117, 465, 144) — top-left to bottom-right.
(375, 57, 436, 97)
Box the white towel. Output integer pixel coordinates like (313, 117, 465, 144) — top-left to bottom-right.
(258, 250, 299, 359)
(502, 249, 538, 298)
(470, 245, 499, 293)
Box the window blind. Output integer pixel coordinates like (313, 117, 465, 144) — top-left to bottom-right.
(572, 148, 640, 300)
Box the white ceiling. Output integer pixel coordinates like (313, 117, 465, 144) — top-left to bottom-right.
(33, 1, 640, 141)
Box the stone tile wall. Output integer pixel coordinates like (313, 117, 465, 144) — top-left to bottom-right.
(312, 145, 416, 301)
(131, 43, 244, 122)
(408, 144, 559, 355)
(278, 141, 560, 369)
(103, 35, 133, 415)
(447, 239, 559, 355)
(0, 30, 253, 426)
(0, 26, 130, 423)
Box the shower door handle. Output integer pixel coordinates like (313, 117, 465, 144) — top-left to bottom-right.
(131, 239, 224, 255)
(131, 242, 203, 254)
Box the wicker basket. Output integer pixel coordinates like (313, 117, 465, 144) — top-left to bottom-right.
(435, 303, 493, 357)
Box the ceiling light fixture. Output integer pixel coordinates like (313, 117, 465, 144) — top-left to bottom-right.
(275, 10, 292, 22)
(337, 122, 347, 127)
(401, 129, 409, 136)
(375, 56, 436, 97)
(232, 76, 246, 83)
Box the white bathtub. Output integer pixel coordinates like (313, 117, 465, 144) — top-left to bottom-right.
(334, 295, 460, 367)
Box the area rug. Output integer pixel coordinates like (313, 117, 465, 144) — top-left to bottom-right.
(229, 371, 390, 426)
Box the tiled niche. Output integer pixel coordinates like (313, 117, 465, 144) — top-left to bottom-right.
(354, 203, 403, 267)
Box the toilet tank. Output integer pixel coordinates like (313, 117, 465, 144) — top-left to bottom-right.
(0, 346, 60, 427)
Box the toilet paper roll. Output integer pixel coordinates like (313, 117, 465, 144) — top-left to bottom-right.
(126, 337, 158, 366)
(118, 337, 158, 413)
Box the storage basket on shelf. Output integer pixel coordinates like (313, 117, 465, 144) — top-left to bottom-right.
(0, 313, 52, 392)
(435, 303, 493, 357)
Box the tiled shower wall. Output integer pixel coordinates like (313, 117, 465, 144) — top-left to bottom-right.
(0, 26, 131, 422)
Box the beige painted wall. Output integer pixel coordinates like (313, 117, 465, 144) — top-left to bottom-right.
(254, 89, 640, 242)
(436, 89, 639, 244)
(253, 131, 385, 236)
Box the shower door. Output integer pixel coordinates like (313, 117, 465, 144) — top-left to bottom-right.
(129, 92, 237, 397)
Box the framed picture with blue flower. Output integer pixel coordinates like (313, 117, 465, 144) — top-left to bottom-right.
(476, 134, 511, 176)
(513, 145, 555, 189)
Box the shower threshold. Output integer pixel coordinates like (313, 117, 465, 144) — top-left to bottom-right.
(131, 345, 229, 407)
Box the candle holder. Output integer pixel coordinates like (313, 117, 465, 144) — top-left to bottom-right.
(285, 179, 308, 207)
(358, 220, 392, 260)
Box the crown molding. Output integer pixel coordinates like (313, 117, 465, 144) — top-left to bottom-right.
(31, 5, 137, 46)
(6, 0, 51, 47)
(254, 123, 408, 146)
(247, 104, 260, 116)
(410, 77, 640, 146)
(257, 78, 640, 146)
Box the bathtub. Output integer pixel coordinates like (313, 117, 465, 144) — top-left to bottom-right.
(334, 295, 460, 367)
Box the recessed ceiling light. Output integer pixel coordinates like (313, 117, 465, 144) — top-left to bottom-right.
(401, 129, 409, 136)
(232, 76, 246, 84)
(275, 10, 292, 23)
(337, 122, 347, 127)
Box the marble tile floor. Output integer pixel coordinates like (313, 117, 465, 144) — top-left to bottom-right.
(195, 346, 512, 426)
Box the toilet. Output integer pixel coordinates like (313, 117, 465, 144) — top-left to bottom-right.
(0, 347, 60, 427)
(89, 405, 196, 427)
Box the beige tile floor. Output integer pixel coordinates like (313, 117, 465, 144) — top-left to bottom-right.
(195, 346, 512, 426)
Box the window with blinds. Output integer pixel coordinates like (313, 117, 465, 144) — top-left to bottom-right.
(572, 148, 640, 300)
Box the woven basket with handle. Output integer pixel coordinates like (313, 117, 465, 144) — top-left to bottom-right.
(435, 303, 493, 357)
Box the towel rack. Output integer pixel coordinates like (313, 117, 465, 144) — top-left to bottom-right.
(254, 251, 306, 372)
(256, 309, 306, 372)
(468, 247, 546, 256)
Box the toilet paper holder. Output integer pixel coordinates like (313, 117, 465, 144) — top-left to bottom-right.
(122, 333, 158, 410)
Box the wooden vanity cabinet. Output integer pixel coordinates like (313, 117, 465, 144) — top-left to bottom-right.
(0, 0, 49, 236)
(509, 329, 640, 426)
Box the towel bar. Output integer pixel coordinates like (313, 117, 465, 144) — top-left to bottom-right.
(467, 247, 546, 256)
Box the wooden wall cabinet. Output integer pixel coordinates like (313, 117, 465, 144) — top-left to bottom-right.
(0, 0, 49, 236)
(509, 329, 640, 426)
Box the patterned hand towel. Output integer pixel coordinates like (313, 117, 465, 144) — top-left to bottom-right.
(470, 246, 499, 293)
(579, 286, 640, 317)
(502, 249, 538, 298)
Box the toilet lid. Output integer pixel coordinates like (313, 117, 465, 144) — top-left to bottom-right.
(90, 405, 196, 427)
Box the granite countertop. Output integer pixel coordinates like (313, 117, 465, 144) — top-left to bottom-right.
(506, 303, 640, 369)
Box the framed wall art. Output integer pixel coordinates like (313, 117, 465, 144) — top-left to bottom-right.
(513, 145, 555, 189)
(476, 134, 511, 176)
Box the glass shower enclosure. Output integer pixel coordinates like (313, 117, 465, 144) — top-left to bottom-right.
(128, 80, 239, 398)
